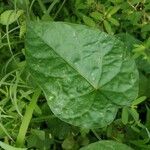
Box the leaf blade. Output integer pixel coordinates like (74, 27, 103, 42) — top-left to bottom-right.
(80, 140, 133, 150)
(25, 21, 139, 128)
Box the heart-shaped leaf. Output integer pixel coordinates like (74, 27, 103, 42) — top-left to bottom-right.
(25, 21, 139, 128)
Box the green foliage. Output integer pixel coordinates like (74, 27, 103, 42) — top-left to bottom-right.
(26, 21, 138, 129)
(80, 140, 133, 150)
(0, 141, 27, 150)
(0, 0, 150, 149)
(0, 10, 24, 25)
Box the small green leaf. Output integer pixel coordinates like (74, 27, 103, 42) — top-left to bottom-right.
(144, 37, 150, 48)
(132, 96, 147, 106)
(19, 21, 26, 38)
(108, 17, 119, 26)
(103, 20, 113, 34)
(141, 24, 150, 32)
(133, 45, 145, 52)
(129, 108, 139, 122)
(27, 129, 52, 149)
(62, 135, 75, 150)
(42, 14, 53, 21)
(132, 44, 146, 59)
(90, 11, 103, 21)
(131, 125, 140, 133)
(80, 140, 133, 150)
(0, 10, 24, 25)
(82, 15, 96, 27)
(121, 107, 129, 125)
(87, 0, 95, 5)
(108, 6, 120, 16)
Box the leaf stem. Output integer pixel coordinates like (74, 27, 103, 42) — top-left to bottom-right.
(15, 88, 41, 147)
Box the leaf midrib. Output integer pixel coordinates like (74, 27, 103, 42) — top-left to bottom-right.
(29, 25, 98, 89)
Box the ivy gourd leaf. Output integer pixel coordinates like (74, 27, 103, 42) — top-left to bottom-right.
(25, 21, 139, 128)
(80, 140, 134, 150)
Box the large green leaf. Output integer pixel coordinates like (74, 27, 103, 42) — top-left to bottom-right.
(25, 21, 139, 128)
(80, 140, 134, 150)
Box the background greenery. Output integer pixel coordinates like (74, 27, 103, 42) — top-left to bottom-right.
(0, 0, 150, 149)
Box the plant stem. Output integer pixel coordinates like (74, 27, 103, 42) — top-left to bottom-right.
(37, 0, 47, 14)
(29, 0, 36, 16)
(31, 115, 55, 122)
(6, 25, 13, 57)
(46, 0, 59, 15)
(54, 0, 67, 20)
(91, 129, 101, 140)
(0, 123, 14, 142)
(2, 26, 20, 40)
(16, 88, 41, 147)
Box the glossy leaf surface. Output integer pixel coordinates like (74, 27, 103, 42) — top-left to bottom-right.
(25, 21, 139, 128)
(80, 140, 133, 150)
